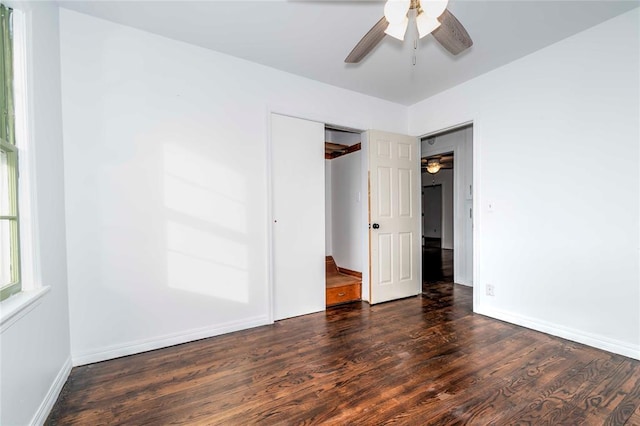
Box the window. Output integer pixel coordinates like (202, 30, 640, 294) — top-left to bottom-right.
(0, 4, 19, 301)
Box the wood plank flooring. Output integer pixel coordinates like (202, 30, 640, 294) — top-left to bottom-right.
(47, 283, 640, 425)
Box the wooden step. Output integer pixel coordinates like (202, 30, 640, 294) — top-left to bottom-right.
(326, 256, 361, 307)
(327, 282, 361, 307)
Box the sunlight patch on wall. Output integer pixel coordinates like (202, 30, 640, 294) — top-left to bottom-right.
(163, 143, 247, 234)
(164, 143, 246, 201)
(164, 174, 247, 234)
(163, 143, 249, 303)
(167, 221, 248, 271)
(166, 221, 249, 303)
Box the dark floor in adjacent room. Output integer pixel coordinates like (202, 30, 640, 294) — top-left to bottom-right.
(423, 237, 453, 292)
(47, 279, 640, 425)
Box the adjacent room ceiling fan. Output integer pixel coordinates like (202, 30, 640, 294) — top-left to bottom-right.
(345, 0, 473, 63)
(422, 154, 453, 174)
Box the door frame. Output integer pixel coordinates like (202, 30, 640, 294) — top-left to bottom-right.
(265, 107, 369, 323)
(419, 119, 480, 309)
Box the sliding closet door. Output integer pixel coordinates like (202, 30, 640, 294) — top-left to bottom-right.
(271, 113, 325, 320)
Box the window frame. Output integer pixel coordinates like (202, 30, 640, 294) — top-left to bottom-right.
(0, 3, 20, 302)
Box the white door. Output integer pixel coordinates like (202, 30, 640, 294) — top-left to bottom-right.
(367, 130, 421, 304)
(271, 113, 326, 320)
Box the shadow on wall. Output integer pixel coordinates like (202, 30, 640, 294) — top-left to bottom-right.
(163, 143, 249, 303)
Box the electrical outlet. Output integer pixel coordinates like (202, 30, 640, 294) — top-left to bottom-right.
(486, 284, 495, 297)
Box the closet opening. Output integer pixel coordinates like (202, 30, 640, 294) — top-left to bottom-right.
(324, 126, 364, 307)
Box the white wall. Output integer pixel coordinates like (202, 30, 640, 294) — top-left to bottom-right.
(59, 9, 407, 364)
(422, 168, 454, 249)
(326, 129, 361, 146)
(409, 9, 640, 359)
(360, 137, 370, 302)
(331, 151, 362, 272)
(0, 3, 71, 424)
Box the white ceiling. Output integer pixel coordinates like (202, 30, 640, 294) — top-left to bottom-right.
(58, 0, 639, 105)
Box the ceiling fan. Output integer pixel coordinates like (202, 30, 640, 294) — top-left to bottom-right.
(422, 154, 453, 173)
(345, 0, 473, 63)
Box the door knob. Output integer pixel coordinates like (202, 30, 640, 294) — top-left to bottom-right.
(372, 223, 380, 229)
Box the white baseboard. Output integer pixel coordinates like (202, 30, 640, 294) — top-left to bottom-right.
(30, 356, 72, 426)
(72, 315, 271, 366)
(474, 305, 640, 361)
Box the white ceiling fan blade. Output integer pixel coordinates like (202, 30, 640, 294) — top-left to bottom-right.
(384, 16, 409, 40)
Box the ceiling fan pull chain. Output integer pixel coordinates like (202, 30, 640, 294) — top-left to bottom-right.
(413, 37, 418, 66)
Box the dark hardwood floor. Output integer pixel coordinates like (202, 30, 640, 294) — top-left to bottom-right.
(47, 280, 640, 425)
(423, 237, 454, 292)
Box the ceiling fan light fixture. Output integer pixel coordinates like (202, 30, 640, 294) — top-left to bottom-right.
(416, 12, 441, 38)
(384, 17, 409, 40)
(422, 0, 449, 19)
(426, 158, 441, 174)
(383, 0, 411, 25)
(344, 1, 472, 64)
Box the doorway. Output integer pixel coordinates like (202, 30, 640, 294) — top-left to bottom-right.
(324, 126, 364, 308)
(420, 125, 473, 289)
(423, 181, 453, 290)
(421, 154, 454, 289)
(423, 184, 443, 242)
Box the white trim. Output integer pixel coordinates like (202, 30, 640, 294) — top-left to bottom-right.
(359, 134, 370, 303)
(30, 357, 72, 426)
(13, 7, 42, 292)
(421, 120, 474, 139)
(265, 108, 275, 323)
(72, 315, 270, 366)
(475, 305, 640, 361)
(266, 104, 369, 136)
(0, 286, 50, 333)
(414, 134, 422, 298)
(471, 121, 482, 312)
